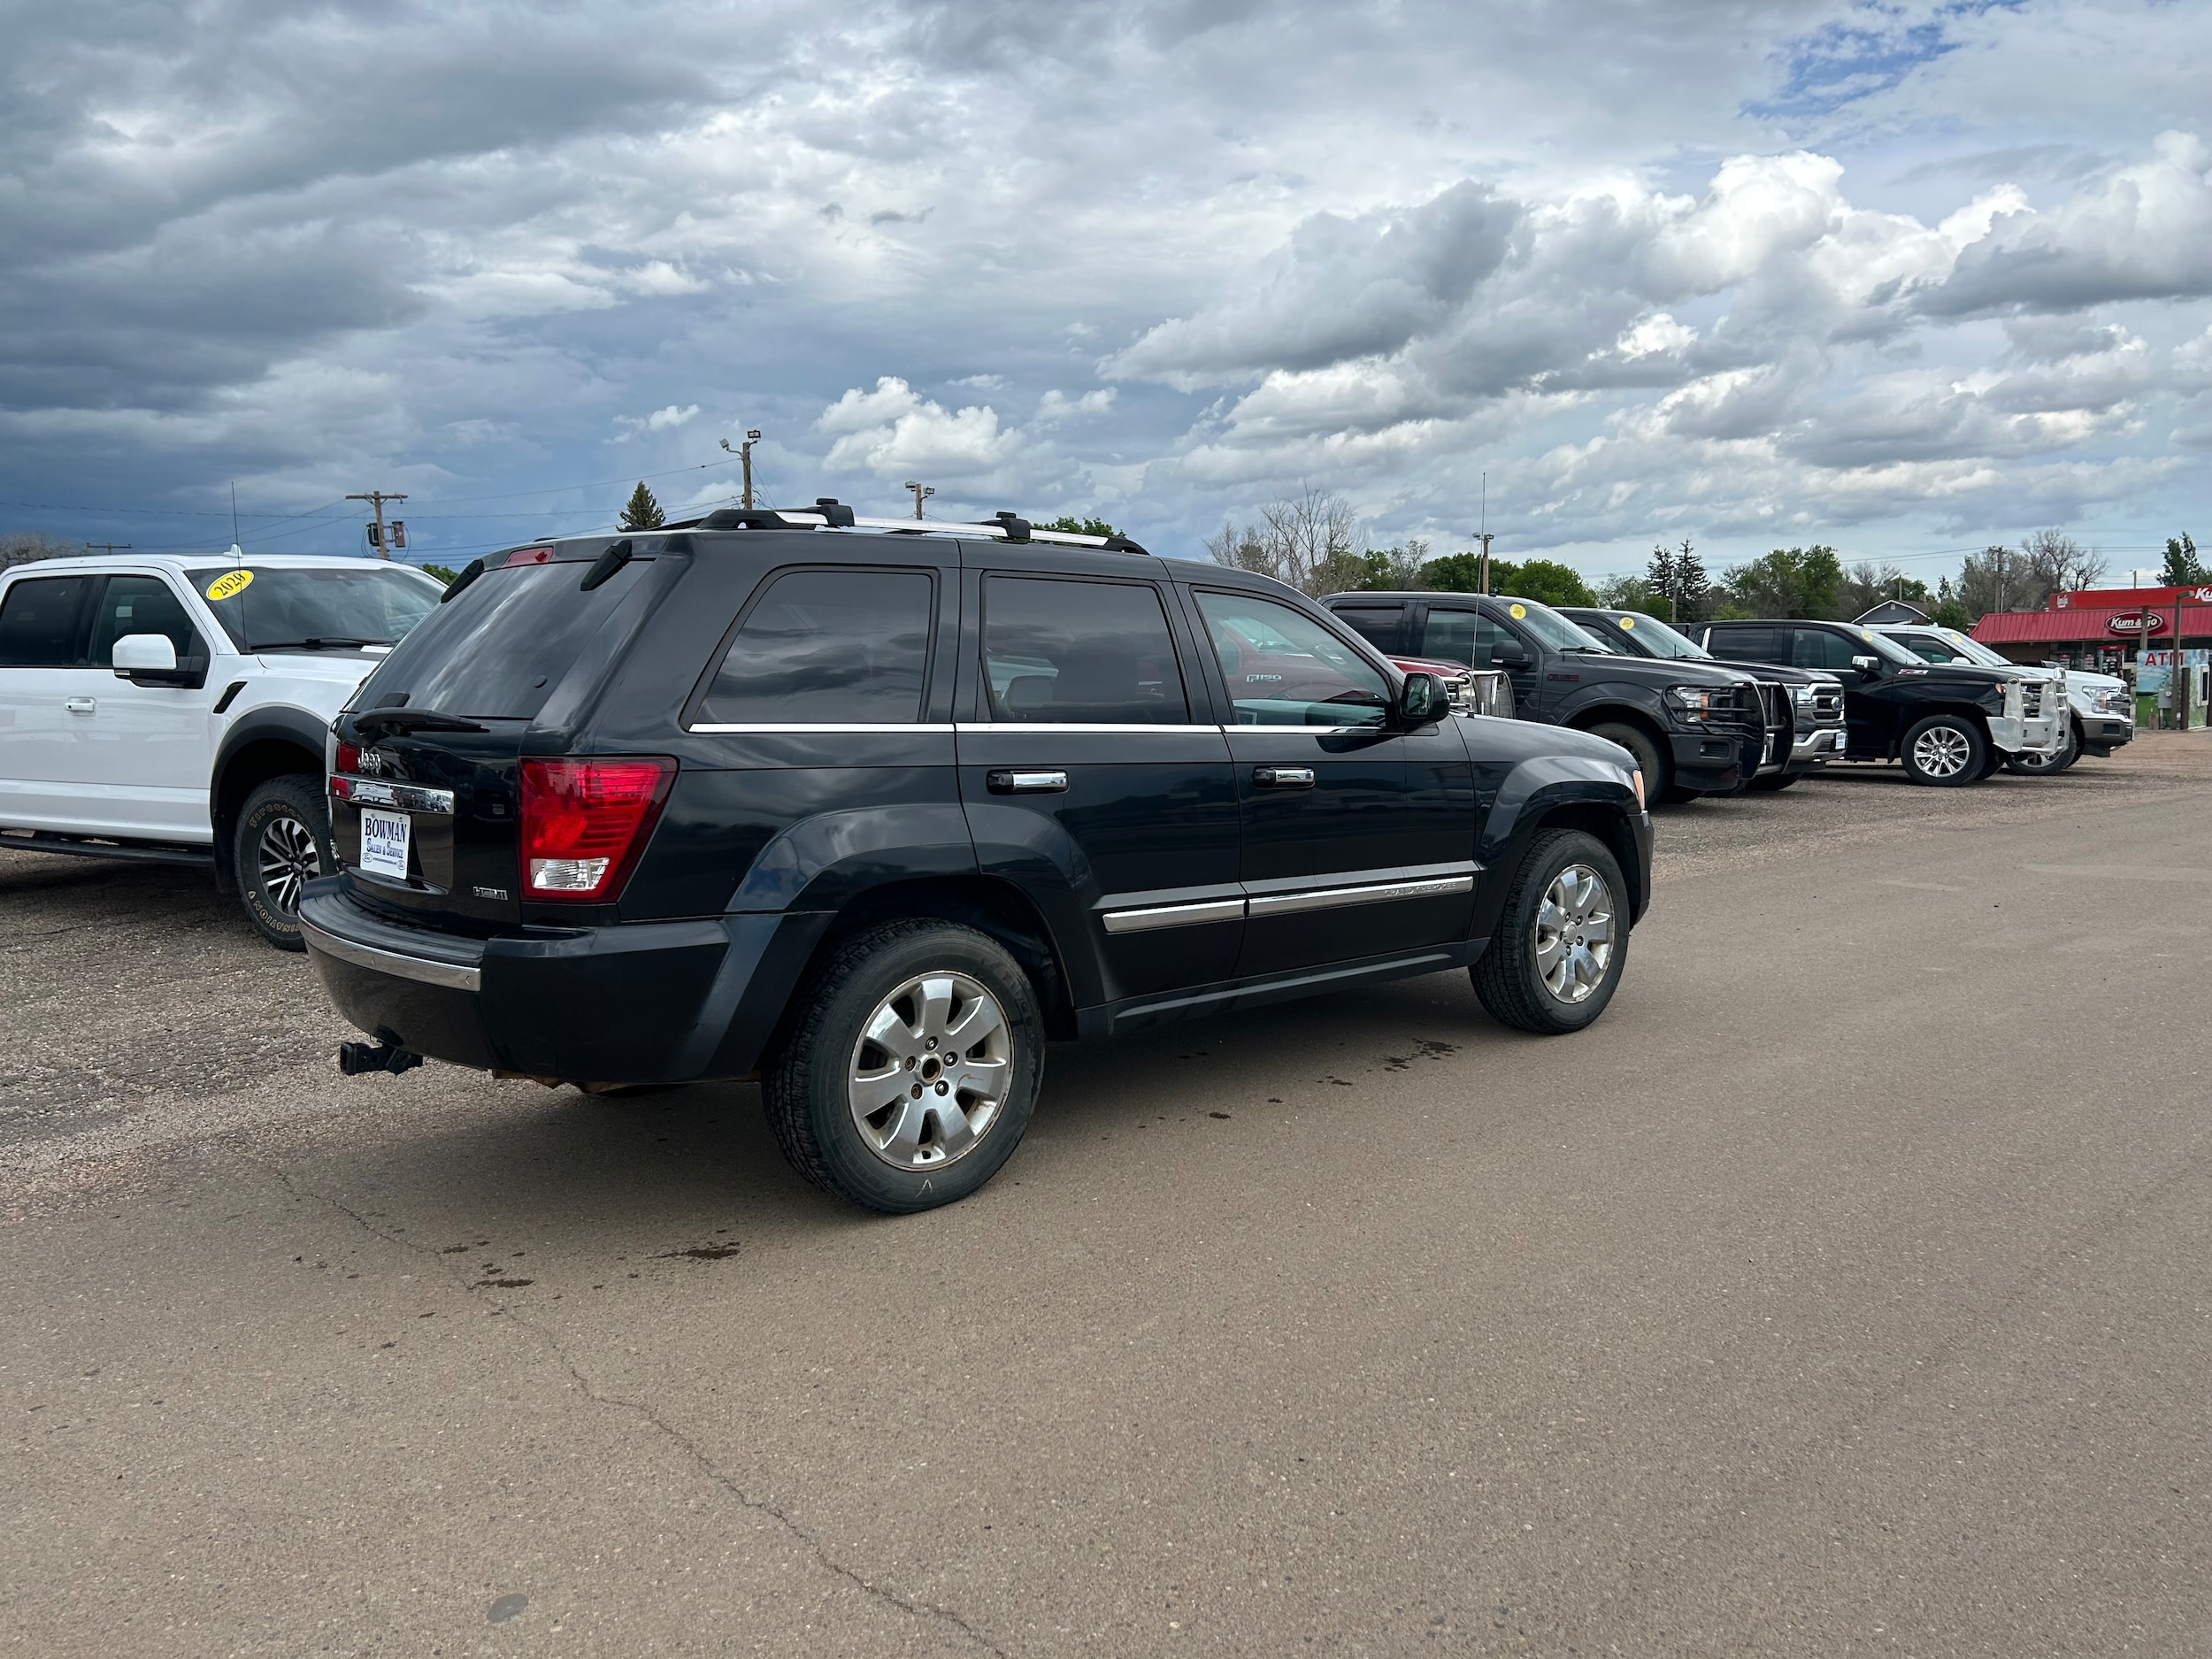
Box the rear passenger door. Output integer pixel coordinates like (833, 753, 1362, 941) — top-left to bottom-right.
(1187, 586, 1476, 978)
(956, 556, 1242, 1006)
(0, 573, 96, 833)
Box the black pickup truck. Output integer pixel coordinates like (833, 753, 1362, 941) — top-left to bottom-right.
(1324, 590, 1790, 803)
(300, 511, 1652, 1213)
(1690, 618, 2063, 786)
(1560, 607, 1846, 791)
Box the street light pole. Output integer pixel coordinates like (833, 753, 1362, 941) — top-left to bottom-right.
(719, 430, 764, 509)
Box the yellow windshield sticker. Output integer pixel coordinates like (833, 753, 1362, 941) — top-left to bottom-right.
(1509, 603, 1527, 620)
(204, 569, 254, 602)
(1619, 616, 1635, 629)
(1860, 628, 1873, 641)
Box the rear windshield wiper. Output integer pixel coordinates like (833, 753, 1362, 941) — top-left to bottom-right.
(251, 637, 391, 651)
(352, 707, 488, 737)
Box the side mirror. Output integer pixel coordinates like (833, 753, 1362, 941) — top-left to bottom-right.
(1491, 640, 1528, 668)
(1398, 671, 1445, 726)
(1850, 654, 1882, 675)
(112, 633, 197, 687)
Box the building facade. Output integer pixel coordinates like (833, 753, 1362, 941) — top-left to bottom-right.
(1970, 583, 2212, 672)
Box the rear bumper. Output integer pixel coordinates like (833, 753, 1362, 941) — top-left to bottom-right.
(298, 881, 827, 1084)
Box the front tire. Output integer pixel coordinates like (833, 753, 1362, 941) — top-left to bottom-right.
(2006, 719, 2079, 776)
(234, 774, 334, 950)
(764, 920, 1044, 1213)
(1899, 715, 1986, 787)
(1471, 829, 1629, 1035)
(1586, 721, 1674, 803)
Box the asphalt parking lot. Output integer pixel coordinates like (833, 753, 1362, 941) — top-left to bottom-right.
(6, 741, 2210, 1656)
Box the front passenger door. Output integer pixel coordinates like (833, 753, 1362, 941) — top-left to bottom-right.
(81, 574, 221, 840)
(1190, 588, 1476, 977)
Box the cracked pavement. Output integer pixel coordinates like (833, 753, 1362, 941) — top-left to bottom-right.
(5, 740, 2212, 1655)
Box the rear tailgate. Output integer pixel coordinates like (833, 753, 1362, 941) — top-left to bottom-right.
(328, 541, 680, 927)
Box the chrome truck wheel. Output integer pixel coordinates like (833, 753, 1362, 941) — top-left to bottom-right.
(1534, 863, 1617, 1005)
(764, 920, 1043, 1213)
(847, 971, 1012, 1171)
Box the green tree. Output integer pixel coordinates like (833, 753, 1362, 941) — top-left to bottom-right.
(618, 480, 665, 532)
(1594, 572, 1663, 612)
(1499, 558, 1595, 608)
(1042, 515, 1122, 539)
(1723, 545, 1844, 618)
(2163, 532, 2205, 585)
(1417, 552, 1491, 593)
(1671, 539, 1710, 623)
(420, 563, 459, 584)
(1929, 577, 1973, 631)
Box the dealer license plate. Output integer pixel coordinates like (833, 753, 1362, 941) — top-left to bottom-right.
(359, 807, 411, 880)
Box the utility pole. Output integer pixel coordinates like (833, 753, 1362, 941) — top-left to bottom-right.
(348, 490, 407, 561)
(89, 542, 132, 555)
(904, 480, 935, 520)
(720, 430, 763, 509)
(1476, 471, 1493, 595)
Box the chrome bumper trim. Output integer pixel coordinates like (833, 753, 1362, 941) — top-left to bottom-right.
(300, 914, 483, 992)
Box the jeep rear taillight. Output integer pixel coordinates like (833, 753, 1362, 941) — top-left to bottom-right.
(517, 757, 675, 901)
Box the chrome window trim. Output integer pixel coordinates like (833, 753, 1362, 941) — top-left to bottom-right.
(1246, 873, 1476, 918)
(330, 777, 457, 815)
(955, 722, 1226, 734)
(687, 722, 958, 734)
(299, 915, 482, 992)
(1100, 897, 1247, 935)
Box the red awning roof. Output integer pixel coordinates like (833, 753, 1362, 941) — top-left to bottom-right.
(1972, 604, 2212, 644)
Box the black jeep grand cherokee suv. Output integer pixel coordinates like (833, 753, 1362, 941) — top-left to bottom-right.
(301, 510, 1651, 1212)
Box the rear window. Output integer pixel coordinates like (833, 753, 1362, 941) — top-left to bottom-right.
(351, 559, 654, 720)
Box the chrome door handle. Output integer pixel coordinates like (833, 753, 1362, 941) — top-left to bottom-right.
(65, 697, 96, 714)
(986, 769, 1068, 795)
(1253, 765, 1315, 787)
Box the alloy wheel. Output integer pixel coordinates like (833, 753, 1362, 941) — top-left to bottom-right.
(1911, 724, 1972, 779)
(1534, 863, 1616, 1005)
(847, 972, 1012, 1171)
(257, 814, 323, 915)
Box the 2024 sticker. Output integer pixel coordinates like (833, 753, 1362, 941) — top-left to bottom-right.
(204, 569, 254, 602)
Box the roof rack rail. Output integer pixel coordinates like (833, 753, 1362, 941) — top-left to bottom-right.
(661, 505, 1151, 556)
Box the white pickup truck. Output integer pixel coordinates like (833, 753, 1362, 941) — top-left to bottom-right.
(0, 552, 443, 946)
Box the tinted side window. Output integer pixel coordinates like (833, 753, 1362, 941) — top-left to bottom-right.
(1194, 590, 1390, 727)
(1332, 603, 1408, 653)
(1707, 625, 1780, 663)
(0, 576, 90, 667)
(982, 576, 1189, 724)
(700, 568, 934, 726)
(1420, 606, 1498, 667)
(1791, 627, 1858, 671)
(88, 577, 206, 667)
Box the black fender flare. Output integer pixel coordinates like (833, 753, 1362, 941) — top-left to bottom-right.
(1475, 754, 1647, 936)
(210, 704, 333, 885)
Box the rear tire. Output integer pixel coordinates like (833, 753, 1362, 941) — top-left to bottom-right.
(763, 920, 1044, 1213)
(234, 774, 334, 950)
(1898, 715, 1986, 787)
(1586, 721, 1673, 803)
(1471, 829, 1629, 1035)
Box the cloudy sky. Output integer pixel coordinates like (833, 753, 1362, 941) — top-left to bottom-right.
(5, 0, 2210, 582)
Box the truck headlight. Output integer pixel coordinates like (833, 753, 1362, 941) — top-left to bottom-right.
(1792, 684, 1816, 706)
(1666, 685, 1734, 721)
